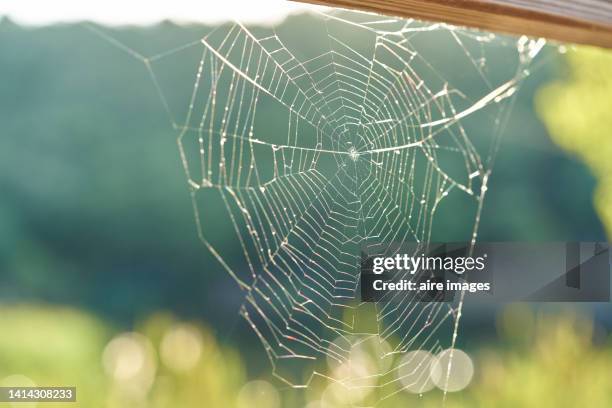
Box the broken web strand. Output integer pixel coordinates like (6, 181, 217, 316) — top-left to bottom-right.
(83, 8, 547, 404)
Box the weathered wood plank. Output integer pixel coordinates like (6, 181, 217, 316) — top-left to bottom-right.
(296, 0, 612, 48)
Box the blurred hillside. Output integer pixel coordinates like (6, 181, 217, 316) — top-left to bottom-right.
(0, 15, 607, 335)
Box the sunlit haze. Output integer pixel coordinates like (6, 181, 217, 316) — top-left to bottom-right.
(0, 0, 324, 26)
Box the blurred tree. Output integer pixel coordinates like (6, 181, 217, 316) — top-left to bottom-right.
(537, 46, 612, 237)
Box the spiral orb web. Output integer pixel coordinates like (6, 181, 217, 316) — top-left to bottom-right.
(86, 7, 547, 401)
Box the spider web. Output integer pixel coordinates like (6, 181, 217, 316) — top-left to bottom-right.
(87, 7, 546, 403)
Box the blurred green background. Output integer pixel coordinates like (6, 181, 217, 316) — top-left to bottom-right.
(0, 14, 611, 407)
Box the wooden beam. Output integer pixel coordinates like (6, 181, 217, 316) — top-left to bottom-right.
(295, 0, 612, 48)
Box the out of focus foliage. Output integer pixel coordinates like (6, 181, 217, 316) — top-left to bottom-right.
(0, 305, 109, 408)
(537, 47, 612, 237)
(0, 305, 248, 408)
(473, 307, 612, 408)
(0, 305, 610, 407)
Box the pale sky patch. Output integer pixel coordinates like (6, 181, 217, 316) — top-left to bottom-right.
(0, 0, 325, 26)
